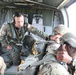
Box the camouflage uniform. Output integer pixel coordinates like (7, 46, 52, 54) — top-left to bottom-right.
(37, 25, 70, 75)
(0, 22, 48, 65)
(38, 32, 76, 75)
(60, 32, 76, 75)
(16, 24, 71, 75)
(37, 42, 70, 75)
(53, 24, 69, 35)
(0, 22, 48, 47)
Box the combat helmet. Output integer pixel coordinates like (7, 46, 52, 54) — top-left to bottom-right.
(60, 32, 76, 48)
(53, 24, 69, 35)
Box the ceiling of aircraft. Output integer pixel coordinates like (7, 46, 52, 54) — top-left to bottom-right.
(0, 0, 75, 10)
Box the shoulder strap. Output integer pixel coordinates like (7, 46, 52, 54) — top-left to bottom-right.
(8, 23, 17, 39)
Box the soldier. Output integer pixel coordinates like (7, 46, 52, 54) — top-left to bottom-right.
(0, 12, 52, 66)
(57, 32, 76, 75)
(0, 12, 48, 65)
(0, 56, 6, 75)
(37, 32, 76, 75)
(37, 25, 70, 75)
(44, 25, 69, 55)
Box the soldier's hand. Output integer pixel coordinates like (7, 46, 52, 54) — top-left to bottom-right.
(57, 44, 72, 64)
(51, 35, 61, 43)
(7, 45, 12, 50)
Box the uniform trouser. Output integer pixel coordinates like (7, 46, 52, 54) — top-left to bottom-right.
(1, 45, 21, 66)
(10, 45, 22, 65)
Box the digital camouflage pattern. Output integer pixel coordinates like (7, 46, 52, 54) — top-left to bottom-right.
(46, 42, 60, 54)
(60, 32, 76, 48)
(53, 24, 69, 35)
(36, 42, 65, 75)
(37, 62, 69, 75)
(17, 24, 70, 75)
(37, 25, 70, 75)
(60, 32, 76, 75)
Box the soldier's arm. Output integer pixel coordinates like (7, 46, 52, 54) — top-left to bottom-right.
(27, 24, 60, 41)
(0, 23, 8, 40)
(27, 24, 49, 39)
(0, 23, 10, 47)
(0, 56, 6, 75)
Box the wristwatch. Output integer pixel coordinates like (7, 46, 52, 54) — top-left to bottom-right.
(71, 58, 76, 66)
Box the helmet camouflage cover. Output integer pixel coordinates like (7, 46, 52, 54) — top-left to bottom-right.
(60, 32, 76, 58)
(53, 24, 69, 35)
(60, 32, 76, 48)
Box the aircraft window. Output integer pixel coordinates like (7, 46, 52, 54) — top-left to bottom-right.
(66, 2, 76, 34)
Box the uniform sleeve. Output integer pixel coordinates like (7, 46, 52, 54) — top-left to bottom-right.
(0, 23, 10, 47)
(0, 56, 6, 75)
(27, 24, 49, 39)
